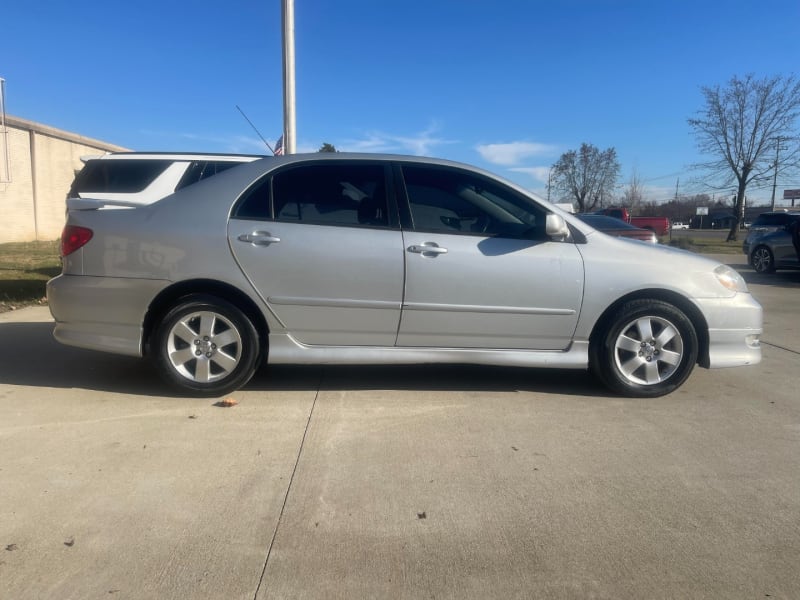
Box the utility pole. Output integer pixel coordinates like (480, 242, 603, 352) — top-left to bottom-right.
(674, 177, 679, 201)
(281, 0, 297, 154)
(770, 140, 781, 211)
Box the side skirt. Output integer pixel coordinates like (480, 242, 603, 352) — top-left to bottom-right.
(266, 333, 589, 369)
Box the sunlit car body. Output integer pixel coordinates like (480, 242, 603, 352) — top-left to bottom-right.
(742, 211, 800, 273)
(47, 154, 762, 398)
(575, 213, 658, 243)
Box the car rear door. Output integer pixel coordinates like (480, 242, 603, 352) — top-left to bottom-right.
(228, 161, 405, 346)
(395, 163, 584, 350)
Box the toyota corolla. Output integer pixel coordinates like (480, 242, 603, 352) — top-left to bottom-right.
(47, 154, 762, 397)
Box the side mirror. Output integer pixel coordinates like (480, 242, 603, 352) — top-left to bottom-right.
(545, 213, 570, 241)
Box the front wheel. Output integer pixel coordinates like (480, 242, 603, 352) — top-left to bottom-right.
(591, 300, 698, 397)
(152, 295, 260, 397)
(751, 246, 775, 273)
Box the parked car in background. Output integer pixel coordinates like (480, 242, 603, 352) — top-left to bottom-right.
(743, 211, 800, 273)
(575, 214, 657, 243)
(671, 221, 690, 230)
(593, 207, 671, 236)
(67, 152, 265, 208)
(48, 153, 762, 398)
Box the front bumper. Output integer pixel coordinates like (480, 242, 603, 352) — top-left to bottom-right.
(696, 292, 762, 368)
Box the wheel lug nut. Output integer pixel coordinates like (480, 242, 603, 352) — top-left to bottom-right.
(195, 350, 202, 356)
(206, 352, 212, 358)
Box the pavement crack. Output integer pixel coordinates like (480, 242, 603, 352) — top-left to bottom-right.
(253, 369, 322, 600)
(762, 340, 800, 356)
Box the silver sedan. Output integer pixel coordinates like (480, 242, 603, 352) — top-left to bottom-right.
(48, 154, 762, 397)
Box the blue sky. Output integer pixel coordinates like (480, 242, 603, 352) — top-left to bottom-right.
(3, 0, 799, 203)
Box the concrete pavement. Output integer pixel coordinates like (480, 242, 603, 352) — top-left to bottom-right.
(1, 260, 798, 599)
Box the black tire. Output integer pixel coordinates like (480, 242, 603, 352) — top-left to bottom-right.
(152, 294, 260, 397)
(750, 245, 775, 274)
(590, 299, 698, 398)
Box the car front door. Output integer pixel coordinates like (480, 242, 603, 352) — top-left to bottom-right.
(228, 162, 404, 346)
(396, 164, 584, 350)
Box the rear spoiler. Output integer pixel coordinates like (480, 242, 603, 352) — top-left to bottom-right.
(66, 197, 141, 211)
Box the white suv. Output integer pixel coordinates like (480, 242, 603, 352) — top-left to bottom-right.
(68, 152, 266, 208)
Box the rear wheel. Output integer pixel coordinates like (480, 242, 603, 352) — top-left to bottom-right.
(153, 294, 260, 397)
(751, 245, 775, 273)
(591, 299, 698, 397)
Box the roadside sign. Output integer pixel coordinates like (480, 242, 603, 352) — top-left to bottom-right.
(783, 189, 800, 200)
(696, 207, 709, 215)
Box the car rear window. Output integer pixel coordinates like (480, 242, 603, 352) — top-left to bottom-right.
(69, 159, 173, 195)
(751, 214, 796, 227)
(175, 161, 245, 191)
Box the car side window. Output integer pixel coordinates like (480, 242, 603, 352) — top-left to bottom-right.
(401, 165, 545, 239)
(234, 176, 271, 219)
(268, 163, 389, 227)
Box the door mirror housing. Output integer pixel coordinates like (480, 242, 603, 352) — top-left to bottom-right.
(546, 213, 570, 241)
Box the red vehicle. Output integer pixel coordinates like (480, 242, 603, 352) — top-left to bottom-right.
(594, 207, 671, 236)
(576, 214, 658, 243)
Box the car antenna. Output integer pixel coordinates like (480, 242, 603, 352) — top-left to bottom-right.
(236, 105, 275, 154)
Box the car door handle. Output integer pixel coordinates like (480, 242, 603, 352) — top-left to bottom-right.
(407, 243, 448, 256)
(238, 231, 281, 246)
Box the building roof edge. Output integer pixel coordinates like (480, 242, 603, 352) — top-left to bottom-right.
(4, 114, 129, 152)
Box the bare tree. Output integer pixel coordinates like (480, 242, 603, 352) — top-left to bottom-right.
(551, 143, 620, 212)
(621, 168, 645, 212)
(688, 74, 800, 241)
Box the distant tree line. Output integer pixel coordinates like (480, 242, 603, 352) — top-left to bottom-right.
(550, 74, 800, 239)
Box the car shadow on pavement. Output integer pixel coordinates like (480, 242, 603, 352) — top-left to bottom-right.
(0, 322, 607, 398)
(0, 322, 167, 396)
(248, 364, 606, 397)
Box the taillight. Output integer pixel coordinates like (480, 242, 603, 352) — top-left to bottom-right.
(61, 226, 93, 256)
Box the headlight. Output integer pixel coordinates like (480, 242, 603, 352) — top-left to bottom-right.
(714, 264, 748, 293)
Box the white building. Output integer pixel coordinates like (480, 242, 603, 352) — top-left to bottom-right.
(0, 115, 126, 242)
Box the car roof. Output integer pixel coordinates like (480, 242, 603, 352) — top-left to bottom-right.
(82, 151, 268, 163)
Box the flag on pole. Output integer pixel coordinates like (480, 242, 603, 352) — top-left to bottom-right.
(274, 135, 284, 156)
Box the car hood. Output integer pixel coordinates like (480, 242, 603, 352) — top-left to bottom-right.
(576, 231, 743, 299)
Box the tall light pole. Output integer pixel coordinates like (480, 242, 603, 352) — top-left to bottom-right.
(770, 138, 782, 211)
(281, 0, 297, 154)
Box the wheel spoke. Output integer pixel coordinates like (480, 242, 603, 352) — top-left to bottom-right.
(643, 360, 661, 384)
(212, 329, 240, 348)
(619, 355, 646, 378)
(212, 351, 238, 373)
(635, 318, 654, 342)
(169, 346, 196, 368)
(659, 349, 682, 366)
(655, 325, 678, 347)
(198, 313, 216, 338)
(172, 320, 198, 345)
(194, 357, 211, 382)
(617, 334, 642, 353)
